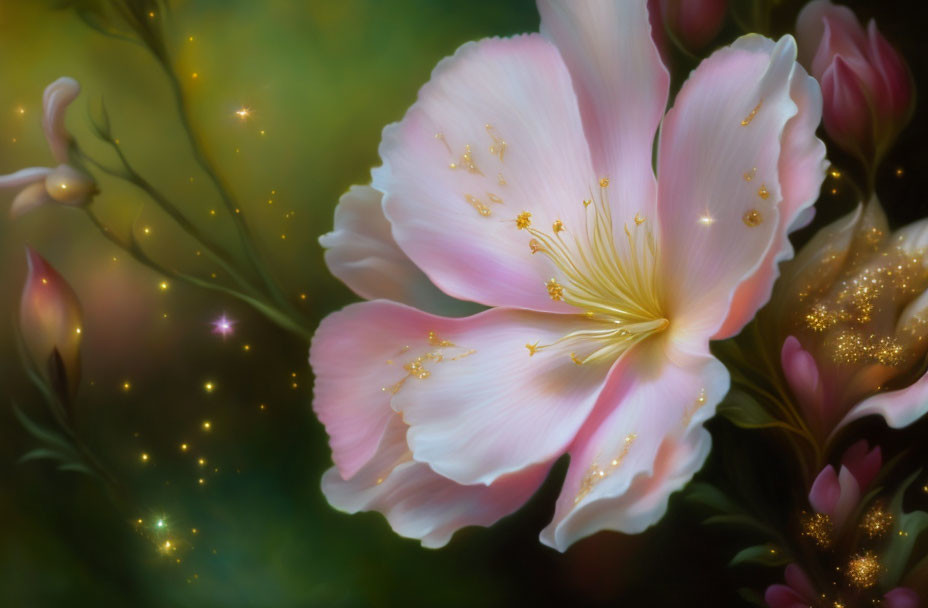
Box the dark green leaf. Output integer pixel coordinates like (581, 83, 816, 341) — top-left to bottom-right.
(685, 482, 740, 514)
(11, 405, 72, 452)
(730, 544, 789, 567)
(716, 388, 781, 429)
(882, 470, 928, 587)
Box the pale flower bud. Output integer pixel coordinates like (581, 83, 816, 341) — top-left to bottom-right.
(19, 247, 83, 402)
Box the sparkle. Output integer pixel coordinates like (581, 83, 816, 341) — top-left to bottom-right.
(698, 214, 715, 226)
(211, 314, 236, 338)
(846, 552, 881, 589)
(801, 511, 833, 548)
(235, 107, 251, 120)
(203, 381, 215, 393)
(743, 209, 762, 227)
(140, 452, 150, 463)
(861, 502, 894, 538)
(159, 281, 169, 291)
(757, 184, 769, 199)
(201, 421, 212, 432)
(180, 443, 189, 452)
(122, 381, 132, 392)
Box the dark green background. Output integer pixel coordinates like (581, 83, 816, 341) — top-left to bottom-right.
(0, 1, 924, 606)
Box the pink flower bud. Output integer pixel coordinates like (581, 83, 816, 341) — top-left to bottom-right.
(44, 164, 96, 206)
(883, 587, 920, 608)
(19, 247, 83, 402)
(797, 0, 914, 167)
(808, 442, 880, 529)
(657, 0, 727, 52)
(764, 564, 816, 608)
(780, 336, 826, 432)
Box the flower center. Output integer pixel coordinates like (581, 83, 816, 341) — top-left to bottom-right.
(520, 179, 668, 365)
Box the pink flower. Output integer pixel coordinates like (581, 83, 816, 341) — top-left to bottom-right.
(20, 247, 83, 401)
(775, 198, 928, 440)
(808, 440, 880, 529)
(313, 0, 825, 550)
(765, 564, 816, 608)
(796, 0, 914, 167)
(0, 77, 95, 218)
(656, 0, 727, 52)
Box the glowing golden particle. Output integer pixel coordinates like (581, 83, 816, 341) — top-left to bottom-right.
(633, 213, 645, 226)
(569, 352, 583, 365)
(159, 281, 169, 291)
(75, 327, 82, 335)
(552, 219, 565, 234)
(140, 452, 150, 462)
(198, 458, 206, 466)
(575, 434, 635, 503)
(743, 167, 756, 182)
(861, 503, 894, 538)
(873, 337, 904, 366)
(599, 177, 609, 188)
(235, 107, 251, 120)
(698, 214, 715, 226)
(203, 381, 215, 393)
(143, 226, 151, 235)
(546, 278, 564, 301)
(180, 443, 189, 452)
(801, 511, 834, 548)
(529, 239, 543, 254)
(896, 167, 905, 177)
(136, 518, 143, 525)
(299, 293, 307, 300)
(122, 381, 132, 392)
(201, 421, 212, 432)
(258, 403, 266, 411)
(375, 477, 384, 485)
(757, 184, 769, 200)
(515, 211, 532, 230)
(740, 99, 762, 126)
(243, 344, 251, 352)
(805, 302, 837, 332)
(743, 209, 762, 227)
(198, 478, 205, 485)
(846, 552, 881, 589)
(831, 188, 838, 195)
(16, 106, 25, 116)
(148, 11, 155, 18)
(525, 342, 539, 356)
(191, 528, 198, 535)
(830, 169, 842, 178)
(188, 36, 195, 42)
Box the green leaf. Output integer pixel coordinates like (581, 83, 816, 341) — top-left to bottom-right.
(685, 482, 740, 514)
(716, 388, 781, 429)
(882, 470, 928, 587)
(730, 544, 790, 567)
(11, 405, 72, 452)
(737, 588, 767, 606)
(57, 462, 100, 479)
(703, 514, 779, 539)
(19, 447, 70, 464)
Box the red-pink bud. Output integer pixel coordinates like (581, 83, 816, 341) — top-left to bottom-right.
(658, 0, 727, 52)
(797, 0, 914, 169)
(19, 247, 83, 401)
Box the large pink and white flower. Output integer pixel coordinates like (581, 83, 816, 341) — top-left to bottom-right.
(313, 0, 826, 550)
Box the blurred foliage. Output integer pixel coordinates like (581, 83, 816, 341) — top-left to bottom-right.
(0, 0, 926, 606)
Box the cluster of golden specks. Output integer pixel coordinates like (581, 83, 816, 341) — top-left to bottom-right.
(828, 331, 905, 366)
(846, 552, 882, 589)
(801, 511, 834, 548)
(515, 179, 668, 366)
(382, 331, 475, 394)
(574, 434, 636, 505)
(860, 502, 894, 539)
(740, 99, 763, 126)
(436, 125, 509, 213)
(681, 388, 708, 427)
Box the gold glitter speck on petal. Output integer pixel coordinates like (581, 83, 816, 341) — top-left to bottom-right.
(743, 209, 762, 227)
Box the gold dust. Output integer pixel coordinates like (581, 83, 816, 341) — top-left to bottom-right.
(801, 511, 834, 548)
(743, 209, 762, 227)
(634, 213, 645, 226)
(465, 194, 492, 217)
(381, 331, 475, 394)
(486, 124, 506, 162)
(861, 502, 894, 538)
(757, 184, 769, 200)
(575, 434, 636, 504)
(743, 167, 756, 182)
(487, 193, 503, 205)
(599, 177, 609, 188)
(740, 99, 762, 126)
(515, 211, 532, 230)
(497, 172, 507, 186)
(846, 552, 881, 589)
(546, 278, 564, 301)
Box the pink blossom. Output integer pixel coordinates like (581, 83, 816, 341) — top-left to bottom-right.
(0, 78, 95, 218)
(765, 564, 816, 608)
(20, 247, 83, 400)
(774, 198, 928, 439)
(796, 0, 914, 167)
(313, 0, 825, 550)
(808, 440, 880, 529)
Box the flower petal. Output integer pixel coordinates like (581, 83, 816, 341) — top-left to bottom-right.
(714, 36, 827, 339)
(840, 367, 928, 430)
(809, 464, 840, 516)
(0, 167, 52, 190)
(10, 182, 54, 219)
(319, 185, 475, 315)
(372, 35, 597, 313)
(312, 300, 608, 487)
(322, 415, 549, 549)
(540, 340, 729, 551)
(42, 77, 81, 164)
(537, 0, 667, 223)
(656, 35, 806, 338)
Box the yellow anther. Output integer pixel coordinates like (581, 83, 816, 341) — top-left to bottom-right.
(546, 278, 564, 301)
(515, 211, 532, 230)
(552, 219, 565, 234)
